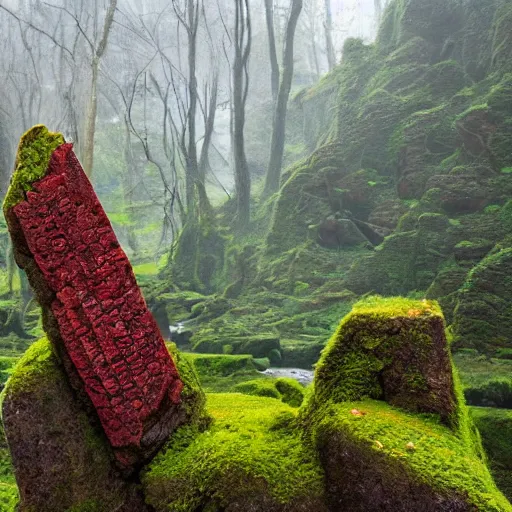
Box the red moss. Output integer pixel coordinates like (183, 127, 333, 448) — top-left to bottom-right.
(11, 143, 183, 456)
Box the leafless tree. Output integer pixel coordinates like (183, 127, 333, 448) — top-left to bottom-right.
(232, 0, 252, 230)
(262, 0, 303, 199)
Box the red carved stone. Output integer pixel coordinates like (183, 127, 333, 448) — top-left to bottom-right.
(8, 143, 184, 469)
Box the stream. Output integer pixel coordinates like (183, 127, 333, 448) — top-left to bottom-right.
(260, 368, 314, 386)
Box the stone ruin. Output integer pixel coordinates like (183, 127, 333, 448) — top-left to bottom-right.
(3, 126, 186, 471)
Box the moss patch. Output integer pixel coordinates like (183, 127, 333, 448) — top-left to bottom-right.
(311, 399, 511, 511)
(471, 407, 512, 501)
(234, 377, 305, 407)
(2, 125, 64, 211)
(142, 393, 326, 512)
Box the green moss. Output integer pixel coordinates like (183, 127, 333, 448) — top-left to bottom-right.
(233, 379, 281, 400)
(2, 337, 58, 397)
(0, 482, 18, 512)
(311, 399, 511, 511)
(233, 377, 305, 407)
(3, 125, 65, 211)
(452, 247, 512, 354)
(0, 356, 19, 388)
(274, 378, 305, 407)
(471, 407, 512, 501)
(464, 378, 512, 408)
(183, 352, 257, 377)
(167, 344, 209, 427)
(142, 393, 326, 511)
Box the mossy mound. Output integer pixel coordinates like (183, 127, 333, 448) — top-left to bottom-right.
(142, 393, 327, 512)
(310, 297, 458, 423)
(301, 297, 511, 511)
(234, 377, 305, 407)
(310, 400, 510, 511)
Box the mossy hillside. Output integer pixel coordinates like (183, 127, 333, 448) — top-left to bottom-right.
(142, 393, 327, 512)
(2, 125, 65, 212)
(186, 289, 354, 368)
(471, 407, 512, 501)
(180, 352, 270, 393)
(465, 378, 512, 409)
(308, 297, 459, 425)
(454, 350, 512, 389)
(452, 247, 512, 354)
(162, 0, 512, 372)
(163, 218, 227, 294)
(310, 399, 511, 511)
(298, 68, 340, 152)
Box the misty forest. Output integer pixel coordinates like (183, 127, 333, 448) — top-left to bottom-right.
(0, 0, 511, 510)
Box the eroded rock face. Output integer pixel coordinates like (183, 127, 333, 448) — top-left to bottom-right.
(3, 127, 185, 471)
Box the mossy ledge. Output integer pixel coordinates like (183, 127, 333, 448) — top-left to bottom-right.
(2, 125, 64, 211)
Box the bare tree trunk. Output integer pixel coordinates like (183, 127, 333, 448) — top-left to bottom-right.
(262, 0, 303, 199)
(82, 58, 99, 178)
(198, 74, 218, 217)
(324, 0, 335, 71)
(123, 118, 139, 254)
(374, 0, 382, 25)
(264, 0, 279, 103)
(185, 0, 199, 219)
(233, 0, 252, 230)
(82, 0, 117, 178)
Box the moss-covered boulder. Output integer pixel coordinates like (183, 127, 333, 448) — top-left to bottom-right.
(301, 297, 511, 511)
(452, 246, 512, 354)
(1, 338, 149, 511)
(310, 297, 458, 422)
(234, 377, 305, 407)
(142, 393, 327, 512)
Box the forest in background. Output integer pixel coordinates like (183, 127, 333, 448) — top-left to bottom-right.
(0, 0, 511, 507)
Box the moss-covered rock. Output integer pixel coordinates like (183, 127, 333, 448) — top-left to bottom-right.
(234, 377, 305, 407)
(142, 393, 327, 512)
(0, 338, 207, 512)
(301, 297, 511, 511)
(1, 338, 149, 512)
(309, 297, 458, 422)
(310, 400, 510, 511)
